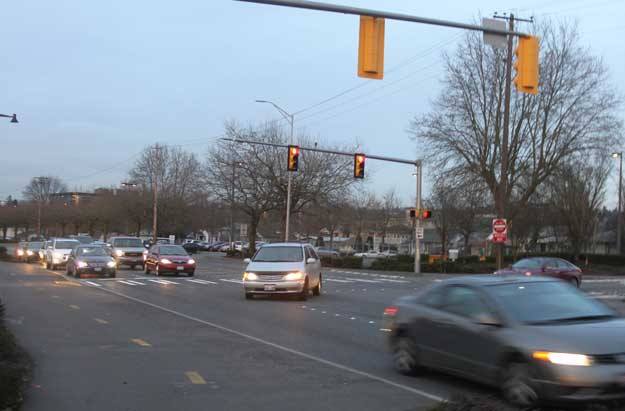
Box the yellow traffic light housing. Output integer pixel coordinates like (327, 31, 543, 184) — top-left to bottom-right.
(354, 153, 366, 178)
(287, 145, 300, 172)
(358, 16, 385, 80)
(513, 35, 539, 95)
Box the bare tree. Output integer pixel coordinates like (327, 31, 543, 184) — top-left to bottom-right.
(378, 188, 400, 249)
(411, 21, 622, 247)
(23, 176, 67, 202)
(427, 182, 456, 258)
(547, 155, 610, 258)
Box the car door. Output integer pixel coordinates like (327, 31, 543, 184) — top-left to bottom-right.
(434, 285, 504, 382)
(308, 247, 322, 281)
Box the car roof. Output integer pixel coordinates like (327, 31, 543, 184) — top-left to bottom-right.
(54, 238, 79, 242)
(110, 236, 141, 240)
(441, 275, 556, 287)
(260, 242, 308, 248)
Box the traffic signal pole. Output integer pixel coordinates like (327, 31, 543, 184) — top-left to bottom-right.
(222, 137, 425, 273)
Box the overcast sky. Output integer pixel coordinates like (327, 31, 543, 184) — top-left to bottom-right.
(1, 0, 623, 206)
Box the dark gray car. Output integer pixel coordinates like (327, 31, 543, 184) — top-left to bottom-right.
(383, 276, 625, 407)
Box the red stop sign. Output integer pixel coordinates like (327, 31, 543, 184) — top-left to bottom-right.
(493, 219, 507, 233)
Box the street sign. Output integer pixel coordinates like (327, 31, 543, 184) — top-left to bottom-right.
(492, 218, 507, 243)
(240, 224, 248, 237)
(416, 226, 424, 239)
(168, 234, 175, 244)
(482, 18, 507, 49)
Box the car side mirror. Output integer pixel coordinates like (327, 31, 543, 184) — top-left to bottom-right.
(306, 257, 317, 264)
(243, 258, 251, 263)
(475, 313, 502, 327)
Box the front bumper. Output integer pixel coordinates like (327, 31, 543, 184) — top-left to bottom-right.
(52, 255, 70, 266)
(535, 362, 625, 403)
(76, 267, 116, 276)
(157, 263, 195, 274)
(243, 280, 305, 294)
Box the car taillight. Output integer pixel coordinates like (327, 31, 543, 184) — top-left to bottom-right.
(384, 306, 398, 317)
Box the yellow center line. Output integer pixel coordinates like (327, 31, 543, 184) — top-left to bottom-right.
(185, 371, 207, 385)
(131, 338, 152, 347)
(69, 304, 80, 310)
(94, 318, 109, 324)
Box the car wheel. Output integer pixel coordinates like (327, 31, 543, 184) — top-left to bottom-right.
(74, 270, 81, 279)
(312, 274, 322, 296)
(155, 265, 160, 276)
(66, 265, 71, 275)
(46, 261, 51, 269)
(144, 264, 150, 275)
(501, 362, 538, 407)
(245, 293, 253, 300)
(393, 336, 421, 375)
(298, 278, 309, 301)
(188, 271, 194, 277)
(570, 278, 579, 288)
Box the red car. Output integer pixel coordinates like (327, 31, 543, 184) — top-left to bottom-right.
(494, 257, 582, 287)
(143, 244, 195, 276)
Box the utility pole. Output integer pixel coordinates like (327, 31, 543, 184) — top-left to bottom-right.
(493, 13, 533, 269)
(230, 159, 236, 249)
(151, 144, 163, 244)
(613, 152, 623, 253)
(414, 162, 422, 274)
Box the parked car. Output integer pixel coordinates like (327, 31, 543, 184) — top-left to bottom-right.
(242, 242, 322, 300)
(209, 242, 227, 251)
(143, 244, 195, 276)
(182, 242, 202, 254)
(494, 257, 582, 287)
(353, 250, 382, 258)
(66, 245, 116, 278)
(383, 276, 625, 407)
(108, 236, 146, 269)
(316, 247, 340, 258)
(45, 238, 81, 270)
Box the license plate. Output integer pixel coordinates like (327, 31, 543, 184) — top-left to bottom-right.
(264, 285, 276, 291)
(177, 266, 184, 271)
(94, 267, 102, 272)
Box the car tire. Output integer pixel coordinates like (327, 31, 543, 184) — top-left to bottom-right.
(155, 265, 160, 276)
(66, 265, 71, 275)
(501, 361, 539, 407)
(570, 278, 579, 288)
(312, 274, 322, 296)
(188, 271, 194, 277)
(245, 293, 253, 300)
(75, 270, 81, 279)
(144, 264, 150, 275)
(393, 336, 421, 375)
(298, 278, 309, 301)
(46, 261, 51, 270)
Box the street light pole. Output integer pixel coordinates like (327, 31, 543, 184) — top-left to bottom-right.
(0, 113, 18, 123)
(613, 152, 623, 253)
(255, 99, 294, 242)
(151, 145, 163, 244)
(414, 162, 422, 274)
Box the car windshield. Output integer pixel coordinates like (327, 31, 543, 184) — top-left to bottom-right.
(113, 238, 143, 248)
(159, 245, 187, 255)
(75, 236, 94, 244)
(489, 281, 615, 324)
(27, 242, 42, 249)
(511, 258, 546, 269)
(55, 241, 79, 249)
(77, 247, 109, 257)
(253, 247, 303, 262)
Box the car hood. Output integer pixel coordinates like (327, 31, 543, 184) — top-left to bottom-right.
(245, 261, 305, 273)
(115, 247, 146, 253)
(79, 256, 114, 263)
(53, 248, 75, 255)
(512, 318, 625, 354)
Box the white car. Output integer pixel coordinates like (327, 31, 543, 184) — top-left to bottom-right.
(353, 250, 383, 258)
(242, 243, 322, 301)
(45, 238, 80, 270)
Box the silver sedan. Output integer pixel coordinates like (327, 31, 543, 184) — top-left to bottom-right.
(383, 276, 625, 407)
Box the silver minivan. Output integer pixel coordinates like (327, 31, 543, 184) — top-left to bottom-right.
(242, 243, 322, 300)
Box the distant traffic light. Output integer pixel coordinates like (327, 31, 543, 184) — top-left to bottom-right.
(421, 209, 432, 219)
(354, 153, 366, 178)
(287, 145, 300, 172)
(513, 35, 539, 94)
(358, 16, 385, 80)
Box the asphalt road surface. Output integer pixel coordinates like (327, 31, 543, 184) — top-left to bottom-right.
(2, 253, 625, 411)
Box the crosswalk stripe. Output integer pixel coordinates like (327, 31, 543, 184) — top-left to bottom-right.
(118, 280, 138, 285)
(345, 278, 381, 283)
(219, 278, 243, 284)
(187, 279, 218, 285)
(125, 280, 146, 285)
(84, 281, 102, 287)
(148, 279, 179, 285)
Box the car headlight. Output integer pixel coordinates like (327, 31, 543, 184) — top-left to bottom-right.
(284, 272, 304, 281)
(77, 261, 88, 268)
(17, 250, 24, 256)
(26, 250, 33, 256)
(188, 259, 196, 265)
(115, 250, 124, 257)
(532, 351, 592, 366)
(53, 252, 63, 259)
(107, 261, 116, 268)
(160, 258, 172, 264)
(243, 272, 258, 281)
